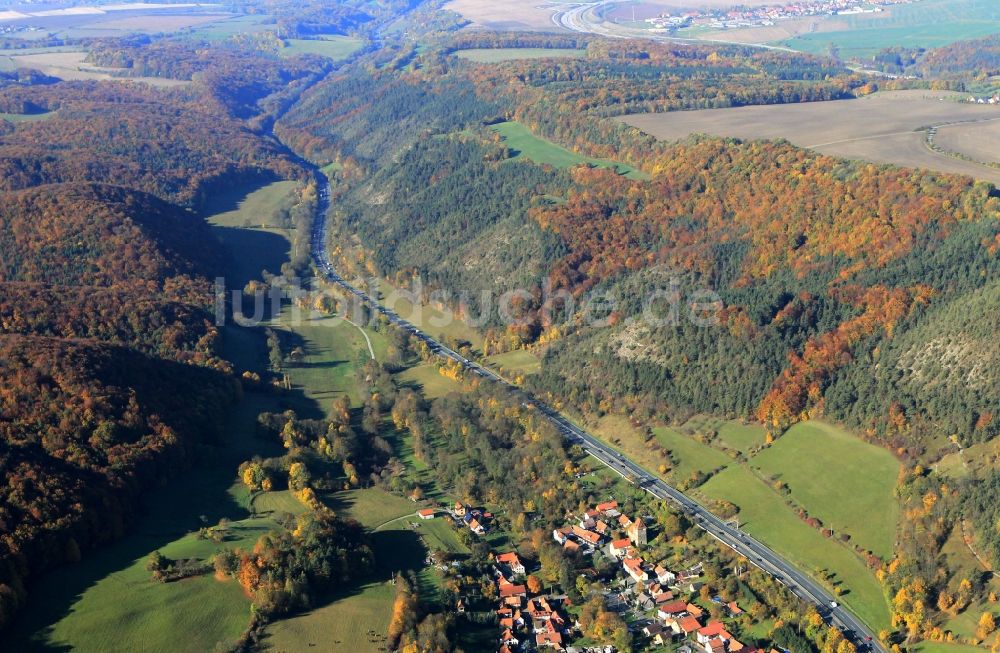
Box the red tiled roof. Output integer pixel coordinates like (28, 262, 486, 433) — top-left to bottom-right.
(698, 621, 732, 640)
(610, 538, 631, 550)
(500, 584, 527, 598)
(678, 616, 702, 633)
(572, 525, 601, 544)
(497, 552, 521, 566)
(658, 600, 688, 614)
(417, 508, 435, 516)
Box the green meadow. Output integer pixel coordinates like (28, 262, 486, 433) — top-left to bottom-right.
(751, 421, 901, 559)
(280, 36, 365, 61)
(699, 464, 892, 633)
(490, 121, 649, 180)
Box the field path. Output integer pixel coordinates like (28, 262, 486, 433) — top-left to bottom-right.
(344, 317, 375, 360)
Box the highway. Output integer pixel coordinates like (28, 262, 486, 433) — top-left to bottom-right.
(308, 170, 884, 653)
(550, 0, 796, 51)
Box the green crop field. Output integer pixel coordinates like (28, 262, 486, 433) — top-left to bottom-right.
(490, 121, 649, 180)
(699, 465, 891, 632)
(750, 421, 901, 559)
(280, 36, 365, 60)
(781, 0, 1000, 58)
(456, 47, 587, 62)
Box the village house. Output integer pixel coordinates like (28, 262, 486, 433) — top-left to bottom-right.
(416, 508, 435, 520)
(609, 537, 632, 558)
(572, 525, 603, 547)
(622, 556, 649, 582)
(499, 583, 527, 600)
(595, 500, 619, 516)
(497, 551, 526, 575)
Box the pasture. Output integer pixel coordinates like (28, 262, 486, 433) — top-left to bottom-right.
(620, 90, 1000, 185)
(750, 421, 901, 559)
(280, 36, 364, 61)
(491, 120, 649, 180)
(456, 47, 586, 62)
(698, 465, 892, 633)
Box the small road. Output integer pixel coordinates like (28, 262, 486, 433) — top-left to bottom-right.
(308, 169, 885, 653)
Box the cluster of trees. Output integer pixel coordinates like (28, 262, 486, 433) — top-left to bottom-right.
(868, 35, 1000, 81)
(215, 510, 372, 617)
(387, 572, 456, 653)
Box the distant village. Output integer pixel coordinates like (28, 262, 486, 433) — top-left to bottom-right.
(643, 0, 918, 32)
(421, 498, 785, 653)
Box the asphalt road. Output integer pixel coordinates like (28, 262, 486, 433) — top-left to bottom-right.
(309, 171, 885, 653)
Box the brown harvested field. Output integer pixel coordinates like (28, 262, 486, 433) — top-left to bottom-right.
(444, 0, 557, 30)
(82, 13, 232, 32)
(934, 120, 1000, 168)
(620, 90, 1000, 185)
(10, 51, 188, 87)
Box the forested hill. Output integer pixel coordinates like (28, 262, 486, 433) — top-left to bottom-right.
(282, 40, 1000, 450)
(0, 36, 329, 630)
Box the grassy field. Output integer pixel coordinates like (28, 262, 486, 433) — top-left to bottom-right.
(275, 313, 387, 414)
(487, 348, 542, 376)
(699, 465, 891, 632)
(280, 36, 364, 61)
(585, 414, 732, 484)
(377, 280, 485, 349)
(750, 421, 901, 559)
(397, 362, 466, 399)
(490, 121, 649, 180)
(190, 14, 277, 40)
(780, 0, 1000, 58)
(915, 644, 993, 653)
(655, 425, 732, 480)
(9, 387, 289, 652)
(682, 414, 767, 453)
(267, 488, 444, 653)
(456, 47, 586, 62)
(202, 179, 300, 229)
(621, 90, 1000, 185)
(0, 111, 54, 123)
